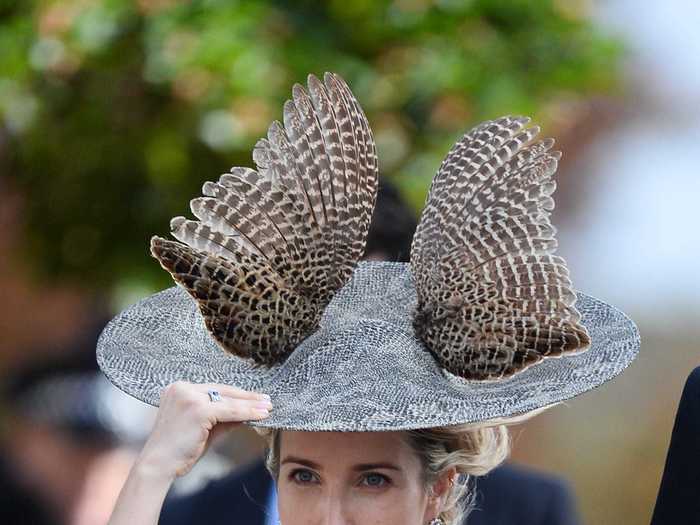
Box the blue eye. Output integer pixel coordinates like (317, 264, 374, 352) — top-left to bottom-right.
(291, 469, 317, 484)
(362, 473, 389, 487)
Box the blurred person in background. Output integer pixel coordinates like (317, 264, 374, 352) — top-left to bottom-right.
(0, 318, 155, 525)
(158, 179, 581, 525)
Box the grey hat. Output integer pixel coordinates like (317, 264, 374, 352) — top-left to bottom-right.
(97, 261, 638, 431)
(96, 74, 640, 431)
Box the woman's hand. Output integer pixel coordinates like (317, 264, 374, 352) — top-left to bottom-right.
(108, 382, 271, 525)
(139, 381, 272, 479)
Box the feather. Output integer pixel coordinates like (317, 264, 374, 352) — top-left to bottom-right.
(151, 73, 378, 365)
(411, 116, 590, 380)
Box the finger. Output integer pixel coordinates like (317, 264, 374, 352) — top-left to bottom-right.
(193, 382, 271, 401)
(211, 397, 272, 423)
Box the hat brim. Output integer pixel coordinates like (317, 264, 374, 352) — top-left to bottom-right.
(97, 262, 640, 431)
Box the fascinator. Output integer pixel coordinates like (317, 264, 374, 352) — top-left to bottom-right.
(97, 73, 639, 431)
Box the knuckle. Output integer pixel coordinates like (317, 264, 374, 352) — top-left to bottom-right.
(164, 380, 188, 398)
(191, 402, 210, 421)
(171, 390, 202, 414)
(227, 402, 243, 417)
(232, 402, 255, 420)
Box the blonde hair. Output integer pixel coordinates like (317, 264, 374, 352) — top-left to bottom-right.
(255, 407, 549, 525)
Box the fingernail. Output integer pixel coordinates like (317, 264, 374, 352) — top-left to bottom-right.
(255, 400, 273, 409)
(254, 408, 271, 417)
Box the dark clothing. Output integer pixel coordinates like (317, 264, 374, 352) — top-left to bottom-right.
(651, 366, 700, 524)
(161, 460, 272, 525)
(0, 456, 54, 525)
(469, 463, 580, 525)
(160, 460, 580, 525)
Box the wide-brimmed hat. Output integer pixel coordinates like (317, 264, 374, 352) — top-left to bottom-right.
(98, 261, 637, 431)
(97, 73, 639, 431)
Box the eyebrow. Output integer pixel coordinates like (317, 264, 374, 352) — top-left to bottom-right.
(281, 456, 322, 470)
(352, 463, 401, 472)
(281, 456, 402, 472)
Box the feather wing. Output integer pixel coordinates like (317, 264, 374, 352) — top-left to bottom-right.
(411, 116, 590, 380)
(151, 73, 379, 365)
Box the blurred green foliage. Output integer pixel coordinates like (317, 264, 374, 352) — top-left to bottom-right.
(0, 0, 622, 293)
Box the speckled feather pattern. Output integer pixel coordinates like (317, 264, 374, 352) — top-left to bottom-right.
(151, 73, 378, 365)
(411, 116, 591, 380)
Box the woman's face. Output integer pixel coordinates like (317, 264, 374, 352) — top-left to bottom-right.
(276, 431, 444, 525)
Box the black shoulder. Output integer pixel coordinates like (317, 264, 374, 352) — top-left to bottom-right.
(467, 463, 580, 525)
(685, 366, 700, 397)
(482, 463, 573, 495)
(651, 367, 700, 524)
(160, 459, 272, 525)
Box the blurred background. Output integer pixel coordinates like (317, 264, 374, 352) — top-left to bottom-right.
(0, 0, 697, 524)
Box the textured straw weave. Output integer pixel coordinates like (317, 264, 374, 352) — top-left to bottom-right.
(97, 261, 639, 431)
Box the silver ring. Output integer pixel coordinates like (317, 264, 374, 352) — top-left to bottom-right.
(207, 389, 222, 403)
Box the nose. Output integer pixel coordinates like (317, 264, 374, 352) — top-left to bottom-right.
(318, 490, 354, 525)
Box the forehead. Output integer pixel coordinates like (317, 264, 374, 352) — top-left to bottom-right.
(280, 431, 420, 468)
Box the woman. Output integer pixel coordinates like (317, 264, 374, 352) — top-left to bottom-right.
(99, 73, 639, 525)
